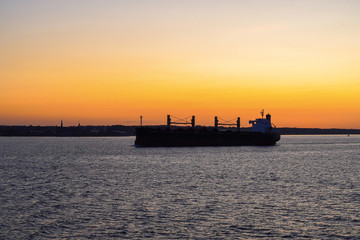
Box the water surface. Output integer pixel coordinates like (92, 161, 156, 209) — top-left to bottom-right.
(0, 136, 359, 239)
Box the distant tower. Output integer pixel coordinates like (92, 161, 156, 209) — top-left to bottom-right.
(140, 116, 143, 126)
(61, 120, 63, 128)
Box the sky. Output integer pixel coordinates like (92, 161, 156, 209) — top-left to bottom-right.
(1, 0, 360, 128)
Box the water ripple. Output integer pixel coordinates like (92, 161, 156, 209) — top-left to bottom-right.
(0, 136, 359, 239)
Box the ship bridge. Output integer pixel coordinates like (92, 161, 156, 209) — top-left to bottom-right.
(249, 110, 275, 133)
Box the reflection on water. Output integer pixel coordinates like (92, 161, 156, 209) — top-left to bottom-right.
(0, 136, 359, 239)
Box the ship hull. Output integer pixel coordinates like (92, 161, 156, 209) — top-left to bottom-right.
(135, 127, 280, 147)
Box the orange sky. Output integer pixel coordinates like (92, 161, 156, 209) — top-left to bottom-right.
(1, 1, 360, 128)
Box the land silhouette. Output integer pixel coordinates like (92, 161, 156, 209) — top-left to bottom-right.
(0, 125, 359, 137)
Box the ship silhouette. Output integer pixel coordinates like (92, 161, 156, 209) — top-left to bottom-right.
(135, 110, 281, 147)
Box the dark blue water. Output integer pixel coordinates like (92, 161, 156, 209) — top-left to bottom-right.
(0, 136, 359, 239)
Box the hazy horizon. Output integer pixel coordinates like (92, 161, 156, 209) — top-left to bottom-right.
(2, 120, 360, 130)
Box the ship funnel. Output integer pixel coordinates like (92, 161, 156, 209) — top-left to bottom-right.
(266, 114, 271, 122)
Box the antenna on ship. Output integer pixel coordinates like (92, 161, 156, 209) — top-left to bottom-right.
(260, 109, 264, 119)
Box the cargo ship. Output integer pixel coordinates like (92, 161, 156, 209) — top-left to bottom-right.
(135, 110, 280, 147)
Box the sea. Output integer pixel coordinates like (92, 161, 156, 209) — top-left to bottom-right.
(0, 135, 359, 239)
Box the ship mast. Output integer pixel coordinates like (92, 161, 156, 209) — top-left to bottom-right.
(167, 115, 195, 128)
(214, 116, 240, 131)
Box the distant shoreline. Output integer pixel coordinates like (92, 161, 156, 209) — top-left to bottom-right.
(1, 125, 360, 136)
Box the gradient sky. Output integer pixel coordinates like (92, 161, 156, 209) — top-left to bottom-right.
(1, 0, 360, 128)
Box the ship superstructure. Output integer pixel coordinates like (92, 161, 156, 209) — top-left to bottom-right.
(249, 109, 276, 133)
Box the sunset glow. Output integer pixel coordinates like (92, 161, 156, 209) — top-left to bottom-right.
(1, 0, 360, 128)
